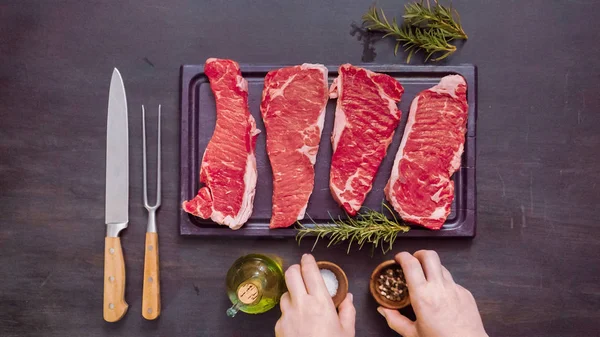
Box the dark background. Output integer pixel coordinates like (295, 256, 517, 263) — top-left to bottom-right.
(1, 1, 599, 336)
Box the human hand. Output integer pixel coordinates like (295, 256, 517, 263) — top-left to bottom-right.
(378, 250, 488, 337)
(275, 254, 356, 337)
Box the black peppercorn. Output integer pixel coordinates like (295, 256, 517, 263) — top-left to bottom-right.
(376, 267, 408, 302)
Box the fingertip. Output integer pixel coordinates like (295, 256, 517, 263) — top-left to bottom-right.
(413, 250, 443, 282)
(413, 249, 426, 258)
(284, 264, 307, 297)
(397, 254, 427, 289)
(284, 264, 301, 283)
(299, 254, 329, 297)
(378, 307, 396, 317)
(414, 249, 439, 259)
(301, 253, 316, 264)
(377, 307, 416, 336)
(299, 254, 318, 274)
(286, 264, 300, 275)
(339, 292, 354, 308)
(396, 252, 419, 270)
(395, 251, 411, 263)
(338, 293, 357, 333)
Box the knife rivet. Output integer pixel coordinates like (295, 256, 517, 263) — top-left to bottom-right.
(109, 276, 115, 282)
(147, 308, 153, 314)
(109, 248, 115, 254)
(148, 276, 153, 283)
(148, 245, 153, 251)
(109, 303, 114, 310)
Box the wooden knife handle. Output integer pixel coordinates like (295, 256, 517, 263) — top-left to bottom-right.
(142, 232, 160, 320)
(104, 237, 128, 322)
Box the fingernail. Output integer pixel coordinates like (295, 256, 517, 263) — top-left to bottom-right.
(377, 307, 385, 317)
(348, 293, 353, 302)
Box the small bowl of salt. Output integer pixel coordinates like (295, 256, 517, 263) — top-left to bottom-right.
(317, 261, 348, 308)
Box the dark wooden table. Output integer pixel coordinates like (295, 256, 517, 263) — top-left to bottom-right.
(1, 1, 599, 336)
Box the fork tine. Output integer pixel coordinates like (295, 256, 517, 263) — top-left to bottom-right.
(155, 105, 161, 207)
(142, 105, 149, 208)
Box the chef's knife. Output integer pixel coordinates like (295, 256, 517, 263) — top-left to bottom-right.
(104, 68, 129, 322)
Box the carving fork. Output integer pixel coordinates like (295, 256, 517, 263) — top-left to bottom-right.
(142, 105, 161, 320)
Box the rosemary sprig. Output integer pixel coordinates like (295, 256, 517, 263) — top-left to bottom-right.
(399, 25, 456, 62)
(403, 0, 467, 39)
(362, 0, 467, 63)
(296, 204, 411, 254)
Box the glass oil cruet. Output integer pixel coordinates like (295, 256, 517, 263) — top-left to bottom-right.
(225, 254, 285, 317)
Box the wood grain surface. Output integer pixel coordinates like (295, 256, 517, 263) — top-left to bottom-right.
(103, 237, 128, 322)
(1, 1, 599, 336)
(142, 232, 160, 320)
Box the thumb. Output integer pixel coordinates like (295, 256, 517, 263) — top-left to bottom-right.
(377, 307, 416, 337)
(338, 293, 356, 335)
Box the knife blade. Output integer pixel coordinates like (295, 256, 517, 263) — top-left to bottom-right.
(104, 68, 129, 322)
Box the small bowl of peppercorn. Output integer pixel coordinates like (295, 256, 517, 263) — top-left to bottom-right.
(369, 260, 410, 310)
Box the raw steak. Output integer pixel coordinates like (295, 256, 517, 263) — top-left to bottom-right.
(261, 64, 329, 228)
(182, 58, 260, 230)
(329, 64, 404, 215)
(385, 75, 468, 230)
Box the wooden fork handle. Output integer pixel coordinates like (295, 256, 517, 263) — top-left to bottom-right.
(142, 232, 160, 320)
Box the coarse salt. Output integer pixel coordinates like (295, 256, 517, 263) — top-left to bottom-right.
(320, 269, 338, 297)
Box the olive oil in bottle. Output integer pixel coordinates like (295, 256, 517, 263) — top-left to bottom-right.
(225, 254, 285, 317)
